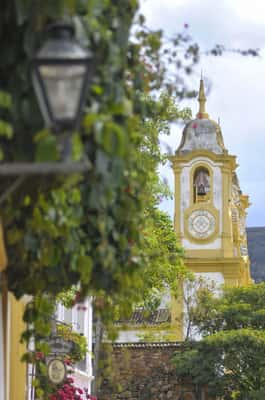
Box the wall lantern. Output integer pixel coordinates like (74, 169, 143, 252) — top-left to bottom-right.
(31, 21, 93, 133)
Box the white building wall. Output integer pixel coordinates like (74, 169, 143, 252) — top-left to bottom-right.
(56, 297, 94, 393)
(180, 166, 190, 233)
(180, 157, 223, 250)
(183, 272, 224, 340)
(195, 272, 225, 289)
(73, 297, 93, 392)
(182, 238, 222, 250)
(116, 330, 141, 343)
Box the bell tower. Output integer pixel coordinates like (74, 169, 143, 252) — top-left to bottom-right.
(169, 80, 251, 339)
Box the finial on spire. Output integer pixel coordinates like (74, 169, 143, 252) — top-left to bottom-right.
(196, 78, 209, 119)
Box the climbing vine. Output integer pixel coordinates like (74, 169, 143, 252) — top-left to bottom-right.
(0, 1, 200, 397)
(21, 293, 91, 399)
(1, 0, 194, 317)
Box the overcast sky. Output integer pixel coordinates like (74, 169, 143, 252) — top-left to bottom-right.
(140, 0, 265, 227)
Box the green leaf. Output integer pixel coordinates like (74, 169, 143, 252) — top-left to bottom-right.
(76, 255, 92, 283)
(35, 132, 59, 162)
(0, 120, 13, 138)
(72, 132, 84, 161)
(37, 342, 50, 356)
(35, 388, 44, 397)
(83, 113, 98, 132)
(38, 362, 48, 376)
(102, 121, 126, 156)
(7, 228, 23, 245)
(91, 84, 104, 96)
(0, 91, 12, 109)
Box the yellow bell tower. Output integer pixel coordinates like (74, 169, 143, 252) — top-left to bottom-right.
(169, 79, 251, 339)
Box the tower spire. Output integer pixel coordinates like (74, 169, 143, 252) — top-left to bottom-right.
(196, 78, 209, 119)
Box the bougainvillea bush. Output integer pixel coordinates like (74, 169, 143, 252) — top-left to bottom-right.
(49, 377, 97, 400)
(32, 354, 96, 400)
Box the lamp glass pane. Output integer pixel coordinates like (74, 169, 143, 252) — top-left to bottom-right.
(39, 64, 86, 120)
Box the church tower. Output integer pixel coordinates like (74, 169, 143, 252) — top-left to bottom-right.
(169, 79, 252, 339)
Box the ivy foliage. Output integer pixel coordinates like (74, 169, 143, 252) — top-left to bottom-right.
(0, 0, 197, 316)
(0, 5, 199, 391)
(173, 283, 265, 400)
(1, 0, 194, 301)
(21, 292, 90, 398)
(56, 323, 88, 362)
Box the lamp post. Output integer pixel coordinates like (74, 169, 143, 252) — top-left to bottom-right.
(31, 21, 93, 156)
(0, 21, 93, 198)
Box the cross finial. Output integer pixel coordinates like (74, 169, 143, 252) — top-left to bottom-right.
(196, 78, 209, 119)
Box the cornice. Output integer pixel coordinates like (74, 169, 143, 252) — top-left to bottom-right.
(185, 257, 248, 277)
(168, 150, 237, 169)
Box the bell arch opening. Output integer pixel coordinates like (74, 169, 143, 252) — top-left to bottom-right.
(193, 166, 210, 203)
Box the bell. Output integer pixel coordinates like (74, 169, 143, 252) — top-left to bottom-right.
(197, 184, 206, 196)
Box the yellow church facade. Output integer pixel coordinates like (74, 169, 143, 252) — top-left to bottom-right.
(0, 222, 26, 400)
(169, 80, 252, 340)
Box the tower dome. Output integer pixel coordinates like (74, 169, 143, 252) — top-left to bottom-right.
(177, 79, 226, 154)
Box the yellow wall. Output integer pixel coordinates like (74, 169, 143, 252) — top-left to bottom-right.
(0, 222, 7, 399)
(0, 222, 27, 400)
(169, 149, 251, 339)
(8, 294, 27, 400)
(0, 223, 7, 273)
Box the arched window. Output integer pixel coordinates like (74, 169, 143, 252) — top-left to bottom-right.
(193, 167, 210, 203)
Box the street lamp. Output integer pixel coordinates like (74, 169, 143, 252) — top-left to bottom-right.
(31, 21, 93, 133)
(0, 22, 92, 187)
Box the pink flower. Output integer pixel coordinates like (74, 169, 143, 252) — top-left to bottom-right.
(35, 351, 44, 360)
(192, 123, 197, 129)
(77, 305, 87, 311)
(73, 291, 81, 305)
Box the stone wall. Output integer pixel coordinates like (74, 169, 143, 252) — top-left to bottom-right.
(98, 343, 210, 400)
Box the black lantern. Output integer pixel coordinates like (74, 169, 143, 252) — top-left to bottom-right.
(32, 22, 93, 132)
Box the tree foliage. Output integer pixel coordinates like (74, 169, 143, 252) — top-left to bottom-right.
(0, 2, 198, 387)
(182, 275, 216, 341)
(138, 209, 186, 310)
(173, 284, 265, 400)
(114, 209, 187, 317)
